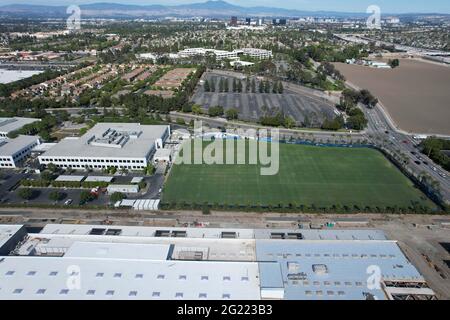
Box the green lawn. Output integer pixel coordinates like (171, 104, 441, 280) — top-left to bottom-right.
(162, 142, 434, 210)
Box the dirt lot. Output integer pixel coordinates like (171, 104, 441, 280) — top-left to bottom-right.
(335, 59, 450, 135)
(191, 71, 336, 127)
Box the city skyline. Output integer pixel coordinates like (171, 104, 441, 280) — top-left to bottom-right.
(1, 0, 450, 14)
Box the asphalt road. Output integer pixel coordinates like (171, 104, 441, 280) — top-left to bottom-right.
(361, 95, 450, 203)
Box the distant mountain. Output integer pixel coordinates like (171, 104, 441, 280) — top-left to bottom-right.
(0, 0, 369, 19)
(0, 1, 448, 19)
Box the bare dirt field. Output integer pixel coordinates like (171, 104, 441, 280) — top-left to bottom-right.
(335, 59, 450, 135)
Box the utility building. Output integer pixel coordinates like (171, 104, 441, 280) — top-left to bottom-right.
(38, 123, 170, 171)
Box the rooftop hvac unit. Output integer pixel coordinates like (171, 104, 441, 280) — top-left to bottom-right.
(312, 264, 329, 275)
(287, 262, 300, 273)
(178, 251, 204, 261)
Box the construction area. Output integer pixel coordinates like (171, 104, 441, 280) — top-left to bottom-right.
(0, 209, 449, 299)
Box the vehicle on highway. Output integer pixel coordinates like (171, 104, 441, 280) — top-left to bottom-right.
(423, 161, 429, 166)
(414, 161, 421, 165)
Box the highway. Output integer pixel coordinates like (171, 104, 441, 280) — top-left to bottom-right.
(344, 79, 450, 203)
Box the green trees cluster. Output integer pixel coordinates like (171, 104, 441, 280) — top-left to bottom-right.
(110, 192, 125, 203)
(49, 191, 66, 202)
(21, 179, 50, 188)
(203, 79, 211, 92)
(18, 188, 36, 200)
(321, 116, 345, 131)
(232, 79, 243, 93)
(294, 44, 368, 64)
(208, 106, 224, 117)
(144, 164, 156, 175)
(420, 137, 450, 171)
(335, 88, 375, 131)
(161, 201, 435, 214)
(346, 108, 368, 131)
(260, 111, 295, 128)
(389, 59, 400, 68)
(218, 78, 230, 92)
(318, 62, 346, 81)
(80, 190, 96, 205)
(225, 108, 239, 120)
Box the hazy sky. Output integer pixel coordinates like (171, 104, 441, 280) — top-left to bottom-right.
(2, 0, 450, 14)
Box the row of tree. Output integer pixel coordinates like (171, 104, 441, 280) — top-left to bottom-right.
(161, 201, 435, 214)
(204, 77, 284, 94)
(420, 137, 450, 171)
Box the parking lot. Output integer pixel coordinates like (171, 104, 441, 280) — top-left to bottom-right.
(191, 71, 337, 127)
(0, 169, 165, 208)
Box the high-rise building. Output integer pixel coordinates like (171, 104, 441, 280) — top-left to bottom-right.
(272, 18, 287, 26)
(245, 18, 251, 25)
(230, 16, 238, 26)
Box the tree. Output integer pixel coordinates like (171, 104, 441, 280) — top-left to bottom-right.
(225, 108, 239, 120)
(110, 192, 125, 203)
(192, 105, 202, 115)
(47, 163, 57, 173)
(284, 116, 296, 129)
(259, 81, 264, 93)
(208, 106, 224, 117)
(203, 79, 210, 92)
(18, 188, 34, 200)
(322, 116, 345, 131)
(389, 59, 400, 68)
(232, 78, 237, 92)
(360, 89, 378, 108)
(80, 190, 95, 205)
(277, 81, 284, 94)
(219, 78, 225, 92)
(40, 171, 54, 181)
(251, 79, 256, 93)
(49, 191, 65, 202)
(264, 80, 271, 93)
(144, 163, 156, 175)
(347, 108, 368, 130)
(237, 80, 243, 93)
(224, 79, 229, 92)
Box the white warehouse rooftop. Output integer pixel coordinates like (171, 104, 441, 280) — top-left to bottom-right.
(38, 123, 170, 170)
(0, 224, 436, 300)
(0, 117, 40, 137)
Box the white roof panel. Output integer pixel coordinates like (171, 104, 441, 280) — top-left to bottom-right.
(84, 176, 114, 183)
(0, 257, 261, 300)
(64, 242, 170, 260)
(55, 175, 85, 182)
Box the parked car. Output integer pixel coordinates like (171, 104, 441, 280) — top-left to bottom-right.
(64, 199, 73, 206)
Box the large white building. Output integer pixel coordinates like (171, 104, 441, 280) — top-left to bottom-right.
(0, 135, 41, 168)
(38, 123, 170, 171)
(178, 47, 272, 61)
(0, 117, 40, 138)
(239, 48, 273, 60)
(0, 224, 436, 300)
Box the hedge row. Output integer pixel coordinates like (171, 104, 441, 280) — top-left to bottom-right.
(160, 202, 439, 214)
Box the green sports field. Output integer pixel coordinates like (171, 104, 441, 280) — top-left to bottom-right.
(162, 141, 434, 210)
